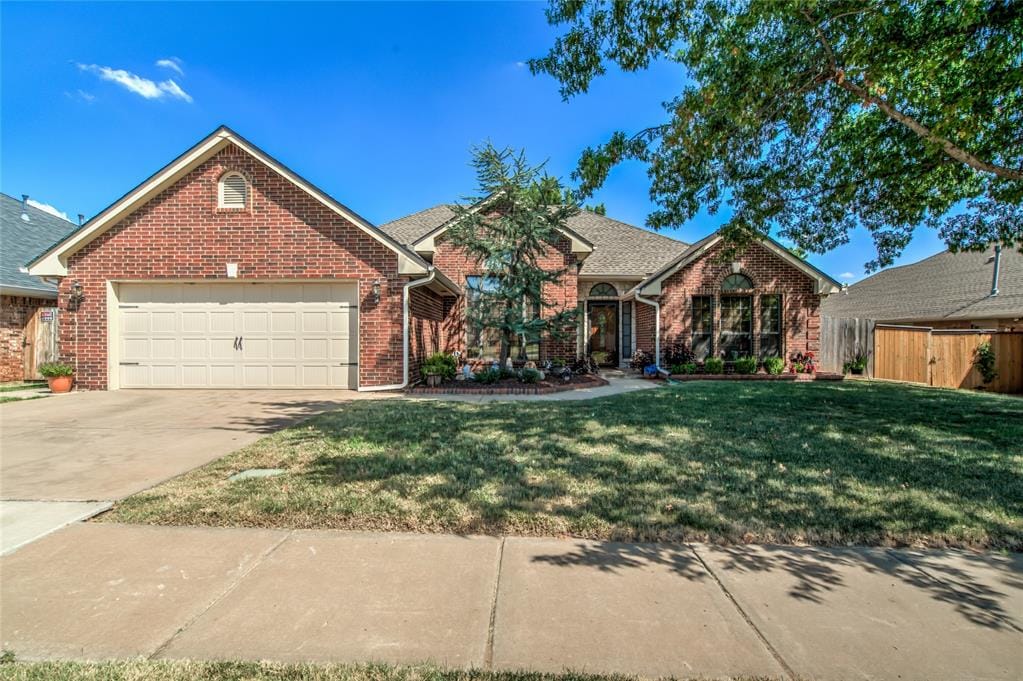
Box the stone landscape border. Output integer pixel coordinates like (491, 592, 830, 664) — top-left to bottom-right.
(667, 372, 844, 382)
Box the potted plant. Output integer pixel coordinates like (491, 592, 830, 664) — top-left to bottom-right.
(843, 353, 868, 376)
(39, 361, 74, 393)
(421, 352, 456, 387)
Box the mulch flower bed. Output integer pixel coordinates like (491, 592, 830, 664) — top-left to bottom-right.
(410, 373, 609, 395)
(667, 372, 844, 381)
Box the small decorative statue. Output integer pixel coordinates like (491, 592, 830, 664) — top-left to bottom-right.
(505, 357, 514, 371)
(461, 364, 474, 380)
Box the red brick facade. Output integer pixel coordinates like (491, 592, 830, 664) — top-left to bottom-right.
(646, 240, 821, 365)
(431, 231, 580, 362)
(1, 295, 53, 382)
(60, 143, 409, 390)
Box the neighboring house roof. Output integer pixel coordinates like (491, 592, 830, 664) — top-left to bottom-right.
(379, 205, 689, 278)
(27, 125, 432, 279)
(821, 247, 1023, 323)
(633, 231, 842, 297)
(0, 193, 77, 297)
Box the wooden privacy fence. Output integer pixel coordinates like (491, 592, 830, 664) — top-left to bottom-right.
(874, 324, 1023, 393)
(819, 316, 875, 376)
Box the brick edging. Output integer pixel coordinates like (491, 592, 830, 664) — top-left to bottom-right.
(667, 373, 844, 382)
(409, 375, 610, 395)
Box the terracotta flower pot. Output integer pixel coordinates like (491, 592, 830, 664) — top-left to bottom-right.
(47, 375, 74, 393)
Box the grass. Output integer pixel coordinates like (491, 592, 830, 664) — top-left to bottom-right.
(102, 381, 1023, 550)
(0, 660, 775, 681)
(0, 381, 45, 393)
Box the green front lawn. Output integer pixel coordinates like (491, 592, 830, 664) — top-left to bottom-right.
(103, 381, 1023, 549)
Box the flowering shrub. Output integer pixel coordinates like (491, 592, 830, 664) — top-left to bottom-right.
(629, 349, 655, 369)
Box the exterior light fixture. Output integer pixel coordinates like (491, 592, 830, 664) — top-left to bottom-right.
(372, 279, 383, 304)
(69, 281, 85, 309)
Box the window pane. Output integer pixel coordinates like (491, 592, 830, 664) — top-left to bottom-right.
(691, 296, 712, 360)
(721, 274, 754, 291)
(621, 301, 632, 359)
(720, 296, 752, 360)
(759, 295, 781, 358)
(588, 282, 618, 297)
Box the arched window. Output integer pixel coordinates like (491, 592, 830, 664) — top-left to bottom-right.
(218, 172, 248, 209)
(721, 273, 753, 291)
(588, 282, 618, 297)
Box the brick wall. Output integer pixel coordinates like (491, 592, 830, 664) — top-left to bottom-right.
(409, 286, 460, 383)
(60, 143, 408, 390)
(431, 230, 580, 362)
(0, 295, 53, 382)
(655, 240, 821, 365)
(635, 301, 657, 360)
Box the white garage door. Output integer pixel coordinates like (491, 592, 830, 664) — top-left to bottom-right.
(116, 282, 358, 389)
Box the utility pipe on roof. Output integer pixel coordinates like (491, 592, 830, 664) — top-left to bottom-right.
(634, 291, 661, 368)
(358, 267, 438, 392)
(991, 244, 1002, 296)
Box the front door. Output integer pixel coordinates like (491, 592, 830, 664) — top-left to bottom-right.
(588, 302, 618, 366)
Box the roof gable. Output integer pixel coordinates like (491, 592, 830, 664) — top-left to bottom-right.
(636, 232, 842, 296)
(28, 126, 428, 277)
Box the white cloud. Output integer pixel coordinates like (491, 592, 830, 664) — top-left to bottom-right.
(839, 272, 856, 280)
(26, 199, 70, 222)
(155, 57, 184, 76)
(157, 78, 193, 103)
(77, 63, 192, 102)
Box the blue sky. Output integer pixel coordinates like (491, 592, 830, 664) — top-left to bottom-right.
(1, 1, 945, 282)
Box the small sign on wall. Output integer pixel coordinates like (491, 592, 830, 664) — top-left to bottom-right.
(40, 309, 54, 322)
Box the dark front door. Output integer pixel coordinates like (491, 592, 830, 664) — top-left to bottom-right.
(588, 302, 618, 366)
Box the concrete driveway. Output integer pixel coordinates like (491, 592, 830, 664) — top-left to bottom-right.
(0, 389, 386, 552)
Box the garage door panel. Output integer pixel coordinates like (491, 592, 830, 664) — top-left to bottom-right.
(271, 311, 297, 333)
(116, 283, 358, 389)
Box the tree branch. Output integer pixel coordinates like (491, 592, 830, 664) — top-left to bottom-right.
(800, 9, 1023, 181)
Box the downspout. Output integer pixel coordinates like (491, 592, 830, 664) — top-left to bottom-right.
(358, 267, 437, 392)
(634, 291, 661, 368)
(990, 244, 1002, 296)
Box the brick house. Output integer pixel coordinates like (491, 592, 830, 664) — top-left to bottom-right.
(1, 194, 76, 382)
(28, 127, 840, 390)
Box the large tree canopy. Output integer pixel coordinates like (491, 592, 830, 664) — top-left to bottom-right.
(531, 0, 1022, 269)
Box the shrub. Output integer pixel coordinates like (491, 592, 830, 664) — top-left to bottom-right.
(664, 337, 695, 366)
(763, 356, 785, 375)
(421, 352, 456, 380)
(734, 356, 758, 374)
(629, 349, 654, 369)
(520, 368, 542, 384)
(551, 358, 566, 368)
(974, 342, 998, 384)
(672, 362, 698, 375)
(704, 357, 724, 374)
(474, 368, 503, 384)
(38, 361, 74, 377)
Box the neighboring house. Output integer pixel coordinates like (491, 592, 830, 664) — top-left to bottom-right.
(822, 247, 1022, 330)
(28, 126, 840, 391)
(1, 193, 77, 382)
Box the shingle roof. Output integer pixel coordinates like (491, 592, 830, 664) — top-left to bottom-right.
(821, 247, 1023, 323)
(0, 193, 77, 296)
(378, 205, 689, 278)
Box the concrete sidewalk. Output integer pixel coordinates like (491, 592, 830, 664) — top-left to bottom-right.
(2, 523, 1020, 680)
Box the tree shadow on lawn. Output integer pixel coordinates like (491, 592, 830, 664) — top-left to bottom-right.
(298, 381, 1022, 549)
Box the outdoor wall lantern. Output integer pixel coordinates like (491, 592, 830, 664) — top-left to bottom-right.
(372, 279, 383, 304)
(69, 281, 85, 309)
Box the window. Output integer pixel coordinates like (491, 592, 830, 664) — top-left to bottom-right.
(465, 276, 500, 359)
(719, 296, 752, 359)
(692, 296, 713, 360)
(760, 295, 782, 358)
(464, 275, 539, 360)
(218, 173, 248, 209)
(721, 273, 753, 291)
(621, 301, 632, 359)
(588, 282, 618, 297)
